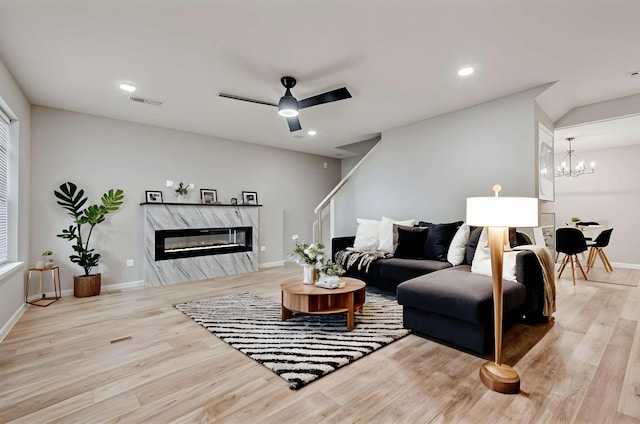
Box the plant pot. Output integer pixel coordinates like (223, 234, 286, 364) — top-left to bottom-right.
(74, 273, 101, 297)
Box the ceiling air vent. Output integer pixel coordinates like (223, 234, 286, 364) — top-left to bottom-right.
(128, 96, 163, 106)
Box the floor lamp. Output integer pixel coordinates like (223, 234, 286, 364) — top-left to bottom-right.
(466, 185, 538, 394)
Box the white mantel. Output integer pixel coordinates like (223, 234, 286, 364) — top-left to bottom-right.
(142, 203, 259, 286)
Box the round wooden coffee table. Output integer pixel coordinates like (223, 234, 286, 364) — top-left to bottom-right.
(280, 277, 366, 331)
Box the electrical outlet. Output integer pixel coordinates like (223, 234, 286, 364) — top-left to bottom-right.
(324, 162, 328, 169)
(127, 259, 134, 267)
(260, 246, 266, 252)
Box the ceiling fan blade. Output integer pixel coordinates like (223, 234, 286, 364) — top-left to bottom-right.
(298, 87, 352, 109)
(287, 116, 302, 132)
(218, 93, 277, 107)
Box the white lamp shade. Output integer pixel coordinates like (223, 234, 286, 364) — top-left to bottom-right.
(466, 197, 538, 228)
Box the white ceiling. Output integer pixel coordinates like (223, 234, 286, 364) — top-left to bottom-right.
(1, 0, 640, 158)
(555, 113, 640, 153)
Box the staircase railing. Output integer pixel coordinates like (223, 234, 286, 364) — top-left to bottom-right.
(313, 140, 381, 243)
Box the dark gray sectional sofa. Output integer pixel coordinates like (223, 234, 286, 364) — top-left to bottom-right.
(331, 226, 547, 355)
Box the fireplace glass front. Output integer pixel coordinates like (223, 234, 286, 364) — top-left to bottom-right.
(155, 227, 253, 260)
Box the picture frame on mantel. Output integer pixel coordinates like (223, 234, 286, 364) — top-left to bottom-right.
(242, 191, 258, 205)
(537, 122, 554, 201)
(145, 190, 163, 203)
(200, 189, 217, 204)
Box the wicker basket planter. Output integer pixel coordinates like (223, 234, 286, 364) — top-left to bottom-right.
(74, 273, 101, 297)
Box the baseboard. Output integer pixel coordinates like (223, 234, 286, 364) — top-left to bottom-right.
(29, 279, 147, 300)
(102, 280, 146, 291)
(259, 261, 285, 269)
(609, 262, 640, 270)
(0, 303, 27, 343)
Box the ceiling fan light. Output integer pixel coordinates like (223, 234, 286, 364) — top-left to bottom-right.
(278, 95, 299, 117)
(278, 108, 298, 117)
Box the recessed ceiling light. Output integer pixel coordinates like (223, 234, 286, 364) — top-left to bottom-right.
(458, 67, 474, 77)
(307, 130, 317, 136)
(119, 83, 136, 92)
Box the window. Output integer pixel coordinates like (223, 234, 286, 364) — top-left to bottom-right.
(0, 108, 8, 264)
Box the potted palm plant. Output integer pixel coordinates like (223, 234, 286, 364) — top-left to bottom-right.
(54, 182, 124, 297)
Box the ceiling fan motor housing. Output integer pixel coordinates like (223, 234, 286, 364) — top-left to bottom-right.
(281, 76, 297, 89)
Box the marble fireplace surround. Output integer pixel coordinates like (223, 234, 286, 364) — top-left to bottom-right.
(141, 203, 260, 286)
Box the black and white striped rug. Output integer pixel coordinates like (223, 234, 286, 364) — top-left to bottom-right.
(174, 291, 409, 390)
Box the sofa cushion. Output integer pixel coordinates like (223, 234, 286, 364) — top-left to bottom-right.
(379, 257, 452, 284)
(353, 218, 380, 251)
(465, 226, 484, 265)
(464, 226, 520, 265)
(471, 227, 518, 281)
(420, 221, 463, 261)
(378, 217, 416, 253)
(394, 227, 429, 259)
(396, 265, 526, 325)
(447, 223, 470, 266)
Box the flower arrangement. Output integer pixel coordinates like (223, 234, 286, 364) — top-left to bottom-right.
(289, 235, 324, 266)
(289, 235, 345, 277)
(42, 250, 53, 257)
(175, 182, 189, 197)
(318, 259, 345, 277)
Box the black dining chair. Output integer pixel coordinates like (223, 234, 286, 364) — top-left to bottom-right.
(587, 228, 614, 273)
(556, 228, 589, 285)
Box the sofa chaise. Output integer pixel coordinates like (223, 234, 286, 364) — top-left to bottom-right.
(332, 223, 549, 355)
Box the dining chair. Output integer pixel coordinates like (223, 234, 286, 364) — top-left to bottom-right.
(556, 228, 589, 285)
(586, 228, 614, 273)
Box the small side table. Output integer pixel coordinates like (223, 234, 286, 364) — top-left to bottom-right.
(26, 266, 61, 307)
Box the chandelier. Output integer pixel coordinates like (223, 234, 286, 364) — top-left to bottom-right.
(555, 137, 595, 177)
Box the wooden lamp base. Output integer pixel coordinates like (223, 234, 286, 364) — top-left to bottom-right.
(479, 361, 520, 394)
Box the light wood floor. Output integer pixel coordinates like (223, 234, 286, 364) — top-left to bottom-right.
(1, 263, 639, 423)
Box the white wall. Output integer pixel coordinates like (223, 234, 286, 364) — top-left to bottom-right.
(334, 85, 548, 236)
(544, 144, 640, 266)
(0, 57, 31, 339)
(30, 107, 340, 292)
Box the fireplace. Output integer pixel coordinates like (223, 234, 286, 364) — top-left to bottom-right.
(155, 227, 253, 261)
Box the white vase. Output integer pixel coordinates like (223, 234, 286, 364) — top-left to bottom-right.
(302, 264, 317, 284)
(175, 195, 187, 203)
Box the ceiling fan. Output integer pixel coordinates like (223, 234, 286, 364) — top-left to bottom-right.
(219, 76, 352, 132)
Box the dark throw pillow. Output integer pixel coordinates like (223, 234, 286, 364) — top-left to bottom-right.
(509, 227, 518, 248)
(465, 226, 484, 265)
(422, 221, 463, 261)
(394, 227, 429, 259)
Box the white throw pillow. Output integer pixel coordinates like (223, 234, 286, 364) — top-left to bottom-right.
(353, 218, 381, 251)
(446, 223, 470, 266)
(377, 216, 416, 253)
(471, 227, 517, 282)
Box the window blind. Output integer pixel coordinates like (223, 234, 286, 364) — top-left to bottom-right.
(0, 108, 9, 263)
